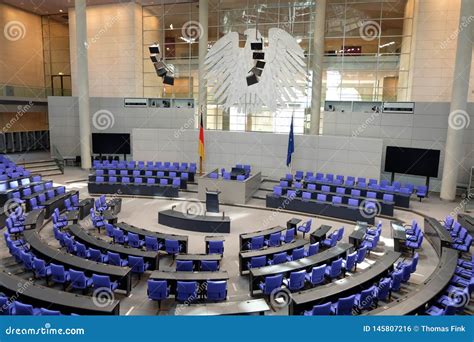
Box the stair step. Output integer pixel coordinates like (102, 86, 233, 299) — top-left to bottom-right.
(16, 159, 54, 165)
(23, 165, 59, 172)
(39, 171, 63, 177)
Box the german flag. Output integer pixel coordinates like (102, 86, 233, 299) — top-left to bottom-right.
(198, 111, 205, 163)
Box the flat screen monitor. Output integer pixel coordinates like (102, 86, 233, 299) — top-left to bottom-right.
(384, 146, 440, 178)
(92, 133, 131, 155)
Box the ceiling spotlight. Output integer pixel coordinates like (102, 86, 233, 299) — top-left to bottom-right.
(149, 43, 160, 55)
(246, 73, 258, 86)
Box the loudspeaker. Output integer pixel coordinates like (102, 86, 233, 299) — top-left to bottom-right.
(149, 44, 160, 54)
(246, 73, 258, 86)
(253, 52, 265, 60)
(251, 42, 263, 50)
(251, 67, 263, 77)
(163, 75, 174, 85)
(256, 60, 266, 69)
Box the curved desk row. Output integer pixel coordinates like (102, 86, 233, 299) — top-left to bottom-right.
(367, 247, 457, 315)
(23, 229, 132, 294)
(239, 239, 309, 275)
(266, 194, 377, 224)
(289, 251, 401, 315)
(278, 186, 394, 216)
(88, 174, 188, 190)
(158, 209, 231, 234)
(424, 217, 453, 256)
(115, 222, 188, 253)
(0, 271, 119, 315)
(67, 224, 160, 270)
(149, 270, 229, 295)
(239, 226, 287, 251)
(88, 182, 178, 198)
(249, 243, 353, 296)
(300, 180, 411, 208)
(92, 167, 195, 182)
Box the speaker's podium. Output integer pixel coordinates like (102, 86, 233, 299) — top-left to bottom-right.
(206, 189, 221, 213)
(158, 188, 231, 233)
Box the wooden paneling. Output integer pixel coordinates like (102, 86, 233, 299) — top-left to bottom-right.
(0, 112, 49, 132)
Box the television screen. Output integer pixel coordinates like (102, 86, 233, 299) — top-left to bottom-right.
(384, 146, 440, 178)
(92, 133, 131, 155)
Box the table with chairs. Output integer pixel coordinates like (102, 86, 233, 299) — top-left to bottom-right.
(0, 270, 120, 315)
(239, 239, 309, 275)
(249, 243, 353, 296)
(239, 226, 287, 251)
(23, 229, 133, 294)
(289, 251, 401, 315)
(115, 222, 188, 254)
(175, 254, 222, 272)
(66, 224, 160, 271)
(205, 236, 225, 255)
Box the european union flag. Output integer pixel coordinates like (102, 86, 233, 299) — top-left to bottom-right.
(286, 115, 294, 167)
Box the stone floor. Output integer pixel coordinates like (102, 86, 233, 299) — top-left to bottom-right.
(2, 166, 472, 316)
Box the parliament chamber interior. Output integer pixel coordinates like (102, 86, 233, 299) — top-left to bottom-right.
(0, 0, 473, 324)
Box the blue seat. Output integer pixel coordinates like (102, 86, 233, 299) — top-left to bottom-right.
(147, 280, 169, 308)
(273, 186, 283, 196)
(321, 185, 330, 193)
(297, 219, 312, 238)
(355, 246, 367, 270)
(390, 269, 403, 293)
(374, 277, 392, 303)
(107, 252, 128, 267)
(105, 223, 115, 238)
(325, 258, 343, 279)
(330, 294, 355, 315)
(128, 256, 149, 277)
(342, 251, 357, 274)
(176, 260, 194, 272)
(316, 193, 327, 202)
(40, 308, 61, 315)
(207, 281, 227, 301)
(247, 236, 264, 250)
(32, 257, 51, 280)
(304, 242, 319, 257)
(70, 269, 92, 291)
(322, 232, 337, 248)
(265, 232, 281, 247)
(301, 191, 311, 201)
(208, 240, 224, 255)
(426, 303, 456, 316)
(283, 270, 306, 291)
(201, 260, 219, 271)
(303, 302, 332, 316)
(287, 246, 305, 261)
(50, 263, 70, 288)
(92, 274, 118, 292)
(259, 274, 283, 295)
(351, 189, 361, 197)
(306, 264, 326, 286)
(89, 248, 108, 263)
(247, 256, 267, 269)
(268, 252, 287, 265)
(165, 239, 181, 255)
(176, 281, 198, 302)
(281, 228, 295, 244)
(128, 232, 144, 248)
(11, 301, 41, 316)
(416, 185, 427, 201)
(145, 236, 160, 251)
(336, 227, 344, 241)
(355, 286, 376, 312)
(75, 242, 89, 258)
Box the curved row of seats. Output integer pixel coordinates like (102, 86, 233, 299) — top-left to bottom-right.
(147, 279, 227, 304)
(93, 160, 197, 172)
(444, 216, 473, 252)
(301, 252, 416, 315)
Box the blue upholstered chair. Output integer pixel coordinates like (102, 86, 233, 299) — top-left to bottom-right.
(259, 274, 283, 295)
(207, 281, 227, 301)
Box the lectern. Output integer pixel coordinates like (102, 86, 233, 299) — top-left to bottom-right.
(206, 189, 221, 213)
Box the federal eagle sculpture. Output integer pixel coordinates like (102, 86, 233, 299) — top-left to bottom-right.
(205, 28, 308, 113)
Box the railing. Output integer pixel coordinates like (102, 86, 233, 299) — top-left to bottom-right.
(51, 144, 65, 174)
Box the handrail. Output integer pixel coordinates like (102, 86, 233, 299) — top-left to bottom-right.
(51, 144, 64, 174)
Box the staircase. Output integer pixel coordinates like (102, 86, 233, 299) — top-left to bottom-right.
(17, 159, 63, 177)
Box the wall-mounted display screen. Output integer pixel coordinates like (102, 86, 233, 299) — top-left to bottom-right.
(384, 146, 440, 178)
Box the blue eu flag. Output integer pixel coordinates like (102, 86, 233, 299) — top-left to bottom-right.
(286, 115, 294, 167)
